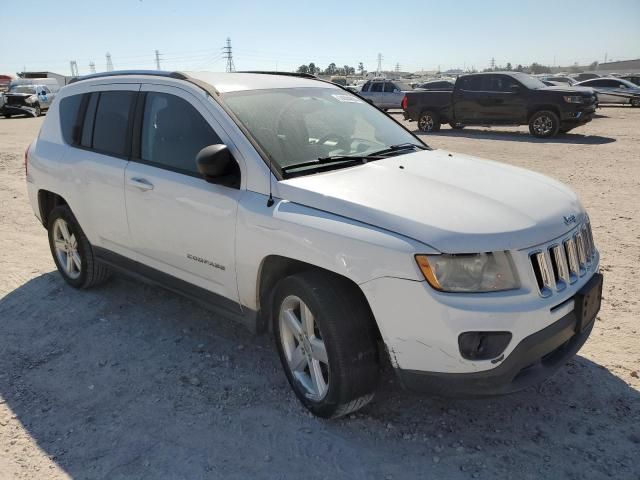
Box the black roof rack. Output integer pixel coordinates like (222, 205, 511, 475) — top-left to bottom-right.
(68, 70, 188, 84)
(238, 71, 318, 79)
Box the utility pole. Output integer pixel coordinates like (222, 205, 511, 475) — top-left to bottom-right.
(106, 52, 114, 72)
(89, 61, 96, 74)
(604, 52, 608, 64)
(376, 53, 383, 76)
(69, 61, 79, 77)
(223, 38, 235, 72)
(155, 50, 161, 70)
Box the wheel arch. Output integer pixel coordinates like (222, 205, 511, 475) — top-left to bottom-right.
(254, 255, 382, 343)
(527, 105, 561, 121)
(37, 190, 68, 228)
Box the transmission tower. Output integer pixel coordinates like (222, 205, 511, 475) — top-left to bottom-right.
(89, 61, 96, 74)
(223, 38, 235, 72)
(490, 57, 496, 70)
(106, 52, 114, 72)
(70, 61, 79, 77)
(394, 62, 400, 73)
(155, 50, 161, 70)
(376, 53, 383, 75)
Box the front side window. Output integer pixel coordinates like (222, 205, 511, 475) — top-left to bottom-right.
(140, 92, 221, 175)
(92, 91, 136, 156)
(370, 82, 383, 92)
(383, 82, 396, 92)
(223, 87, 423, 174)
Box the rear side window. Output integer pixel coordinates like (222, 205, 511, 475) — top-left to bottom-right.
(370, 82, 383, 92)
(91, 91, 136, 157)
(59, 94, 84, 145)
(458, 76, 483, 91)
(139, 92, 221, 175)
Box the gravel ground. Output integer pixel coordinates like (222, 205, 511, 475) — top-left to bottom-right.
(1, 108, 639, 480)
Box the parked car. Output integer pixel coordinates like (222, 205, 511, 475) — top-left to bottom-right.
(415, 80, 454, 90)
(576, 77, 640, 106)
(619, 75, 640, 86)
(358, 78, 412, 110)
(25, 71, 602, 418)
(539, 76, 577, 86)
(571, 73, 600, 82)
(402, 72, 598, 137)
(9, 77, 61, 93)
(1, 84, 55, 117)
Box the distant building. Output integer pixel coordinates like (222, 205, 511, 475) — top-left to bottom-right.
(593, 59, 640, 74)
(0, 74, 13, 91)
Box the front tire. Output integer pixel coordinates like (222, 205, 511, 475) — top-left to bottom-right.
(34, 104, 42, 117)
(47, 205, 111, 289)
(418, 110, 441, 132)
(273, 271, 379, 418)
(631, 98, 640, 107)
(528, 110, 559, 138)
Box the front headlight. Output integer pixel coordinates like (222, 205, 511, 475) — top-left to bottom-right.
(415, 252, 519, 293)
(563, 95, 583, 104)
(25, 95, 37, 105)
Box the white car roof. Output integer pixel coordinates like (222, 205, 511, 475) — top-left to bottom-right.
(186, 72, 338, 93)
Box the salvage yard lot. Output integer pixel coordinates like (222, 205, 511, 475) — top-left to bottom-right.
(1, 108, 639, 479)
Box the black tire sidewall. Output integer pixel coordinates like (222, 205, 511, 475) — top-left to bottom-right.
(35, 104, 41, 117)
(47, 206, 91, 288)
(272, 274, 378, 418)
(418, 110, 441, 132)
(529, 110, 559, 137)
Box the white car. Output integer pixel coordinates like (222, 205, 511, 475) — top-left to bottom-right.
(25, 71, 602, 418)
(576, 77, 640, 106)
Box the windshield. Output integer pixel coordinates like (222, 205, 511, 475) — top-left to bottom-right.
(515, 74, 547, 90)
(223, 87, 424, 172)
(9, 85, 37, 94)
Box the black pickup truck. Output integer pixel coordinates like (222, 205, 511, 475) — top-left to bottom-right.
(402, 72, 597, 137)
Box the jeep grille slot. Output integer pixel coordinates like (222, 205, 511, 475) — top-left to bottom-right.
(529, 220, 596, 297)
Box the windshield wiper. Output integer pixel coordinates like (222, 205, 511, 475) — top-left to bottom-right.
(281, 144, 426, 177)
(281, 155, 384, 175)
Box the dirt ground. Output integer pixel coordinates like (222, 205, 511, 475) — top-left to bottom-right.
(1, 107, 639, 480)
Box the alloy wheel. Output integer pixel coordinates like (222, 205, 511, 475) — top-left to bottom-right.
(279, 295, 329, 400)
(419, 114, 434, 131)
(52, 218, 81, 279)
(532, 115, 553, 135)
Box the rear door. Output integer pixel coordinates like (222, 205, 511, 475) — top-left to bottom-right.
(453, 75, 486, 122)
(124, 84, 242, 307)
(60, 84, 138, 254)
(368, 81, 384, 107)
(585, 79, 623, 103)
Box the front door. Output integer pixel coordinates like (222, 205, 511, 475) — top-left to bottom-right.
(124, 84, 242, 306)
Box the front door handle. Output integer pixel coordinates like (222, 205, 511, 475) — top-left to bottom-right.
(128, 177, 154, 191)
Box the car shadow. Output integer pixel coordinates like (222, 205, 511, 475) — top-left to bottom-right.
(413, 128, 616, 145)
(1, 272, 638, 479)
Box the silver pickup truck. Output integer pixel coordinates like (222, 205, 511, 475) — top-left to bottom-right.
(358, 79, 412, 110)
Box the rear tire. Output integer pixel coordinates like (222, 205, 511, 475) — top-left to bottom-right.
(273, 271, 379, 418)
(418, 110, 441, 132)
(528, 110, 560, 138)
(47, 205, 111, 289)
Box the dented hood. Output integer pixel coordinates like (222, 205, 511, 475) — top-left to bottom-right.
(278, 149, 584, 253)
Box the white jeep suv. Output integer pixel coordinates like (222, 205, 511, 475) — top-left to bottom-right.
(25, 71, 602, 418)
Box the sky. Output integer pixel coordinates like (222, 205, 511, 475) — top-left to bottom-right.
(1, 0, 639, 76)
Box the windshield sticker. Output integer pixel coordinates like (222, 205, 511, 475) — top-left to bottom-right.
(332, 94, 363, 103)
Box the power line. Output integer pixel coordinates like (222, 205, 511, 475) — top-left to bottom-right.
(223, 38, 235, 72)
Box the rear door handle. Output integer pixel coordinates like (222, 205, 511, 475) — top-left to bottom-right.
(128, 177, 154, 191)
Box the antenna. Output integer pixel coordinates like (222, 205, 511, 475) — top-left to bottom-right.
(266, 155, 274, 207)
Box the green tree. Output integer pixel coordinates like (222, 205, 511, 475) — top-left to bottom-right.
(505, 62, 512, 71)
(308, 63, 318, 75)
(297, 64, 309, 74)
(358, 62, 365, 75)
(325, 63, 337, 75)
(529, 62, 551, 74)
(515, 64, 524, 72)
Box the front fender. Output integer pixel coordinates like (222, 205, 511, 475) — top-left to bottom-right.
(235, 191, 437, 310)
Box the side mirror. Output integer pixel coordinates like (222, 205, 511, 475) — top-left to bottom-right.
(196, 144, 240, 188)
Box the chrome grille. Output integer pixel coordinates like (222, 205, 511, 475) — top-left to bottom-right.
(530, 220, 596, 297)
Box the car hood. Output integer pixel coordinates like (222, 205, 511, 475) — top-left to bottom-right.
(538, 86, 594, 94)
(278, 150, 584, 253)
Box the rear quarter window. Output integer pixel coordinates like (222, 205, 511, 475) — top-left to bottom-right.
(59, 94, 84, 145)
(92, 91, 137, 157)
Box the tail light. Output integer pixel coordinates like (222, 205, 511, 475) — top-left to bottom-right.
(401, 95, 408, 110)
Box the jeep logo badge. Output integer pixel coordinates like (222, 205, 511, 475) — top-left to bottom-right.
(563, 214, 577, 225)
